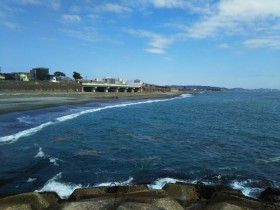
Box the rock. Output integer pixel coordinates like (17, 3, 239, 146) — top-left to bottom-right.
(117, 202, 163, 210)
(69, 185, 148, 201)
(208, 190, 267, 210)
(0, 203, 31, 210)
(108, 185, 149, 193)
(61, 197, 123, 210)
(124, 190, 168, 199)
(163, 184, 199, 205)
(152, 197, 184, 210)
(69, 187, 113, 201)
(0, 192, 49, 210)
(39, 192, 61, 207)
(260, 187, 280, 202)
(205, 202, 249, 210)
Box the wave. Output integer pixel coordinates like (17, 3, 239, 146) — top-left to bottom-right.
(27, 177, 37, 182)
(0, 121, 53, 144)
(34, 147, 62, 166)
(0, 95, 191, 144)
(37, 175, 133, 199)
(258, 156, 280, 163)
(148, 177, 187, 189)
(230, 180, 263, 198)
(34, 147, 45, 158)
(17, 116, 35, 125)
(94, 177, 134, 187)
(148, 177, 263, 198)
(36, 172, 82, 199)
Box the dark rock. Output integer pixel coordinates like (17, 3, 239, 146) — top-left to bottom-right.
(208, 190, 267, 210)
(61, 197, 123, 210)
(260, 187, 280, 202)
(69, 185, 148, 201)
(0, 192, 49, 210)
(163, 184, 199, 205)
(117, 202, 163, 210)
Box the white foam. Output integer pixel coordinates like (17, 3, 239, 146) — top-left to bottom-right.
(17, 116, 34, 125)
(94, 177, 134, 187)
(0, 121, 53, 143)
(1, 96, 190, 144)
(49, 157, 60, 166)
(148, 177, 187, 189)
(36, 173, 82, 199)
(261, 156, 280, 163)
(27, 177, 37, 182)
(34, 147, 45, 158)
(230, 180, 262, 198)
(179, 94, 192, 98)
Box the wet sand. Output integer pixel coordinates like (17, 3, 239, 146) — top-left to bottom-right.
(0, 92, 182, 114)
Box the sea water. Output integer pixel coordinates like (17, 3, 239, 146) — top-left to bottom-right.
(0, 91, 279, 199)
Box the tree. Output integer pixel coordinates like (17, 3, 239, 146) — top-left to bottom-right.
(73, 71, 82, 80)
(54, 71, 66, 77)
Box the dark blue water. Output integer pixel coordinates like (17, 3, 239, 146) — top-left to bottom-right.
(0, 91, 279, 198)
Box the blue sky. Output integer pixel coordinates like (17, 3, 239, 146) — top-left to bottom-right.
(1, 0, 280, 89)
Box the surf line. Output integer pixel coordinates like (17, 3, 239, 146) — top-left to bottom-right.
(0, 94, 190, 144)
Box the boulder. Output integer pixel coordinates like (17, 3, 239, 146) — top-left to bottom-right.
(69, 185, 148, 201)
(163, 184, 199, 205)
(205, 202, 249, 210)
(152, 197, 184, 210)
(260, 187, 280, 202)
(69, 187, 113, 201)
(61, 197, 123, 210)
(0, 192, 49, 210)
(208, 190, 267, 210)
(124, 190, 168, 199)
(39, 192, 61, 207)
(0, 203, 31, 210)
(117, 202, 163, 210)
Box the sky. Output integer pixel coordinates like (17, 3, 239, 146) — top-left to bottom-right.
(0, 0, 280, 89)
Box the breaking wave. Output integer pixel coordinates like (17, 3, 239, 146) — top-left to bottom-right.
(36, 173, 82, 199)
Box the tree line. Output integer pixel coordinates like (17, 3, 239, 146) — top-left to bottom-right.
(54, 71, 83, 80)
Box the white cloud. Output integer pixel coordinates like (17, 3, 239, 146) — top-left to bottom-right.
(219, 43, 230, 49)
(187, 0, 280, 37)
(97, 3, 132, 13)
(145, 48, 165, 54)
(60, 28, 100, 43)
(243, 37, 280, 49)
(184, 0, 280, 50)
(12, 0, 60, 10)
(146, 0, 187, 9)
(1, 21, 19, 29)
(61, 15, 81, 24)
(126, 29, 174, 54)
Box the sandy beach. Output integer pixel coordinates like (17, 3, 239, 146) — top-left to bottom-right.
(0, 92, 182, 114)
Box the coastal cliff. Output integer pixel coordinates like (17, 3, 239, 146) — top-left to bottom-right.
(0, 183, 279, 210)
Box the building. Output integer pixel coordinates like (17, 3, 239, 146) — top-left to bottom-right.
(19, 73, 29, 81)
(30, 67, 49, 80)
(102, 77, 126, 85)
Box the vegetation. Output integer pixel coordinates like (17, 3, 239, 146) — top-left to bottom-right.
(73, 72, 82, 80)
(54, 71, 66, 77)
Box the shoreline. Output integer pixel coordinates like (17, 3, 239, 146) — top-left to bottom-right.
(0, 183, 279, 209)
(0, 92, 184, 115)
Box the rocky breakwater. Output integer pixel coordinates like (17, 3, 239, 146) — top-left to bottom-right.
(0, 183, 279, 210)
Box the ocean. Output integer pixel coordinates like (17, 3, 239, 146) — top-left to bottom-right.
(0, 91, 279, 199)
